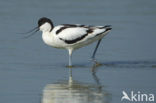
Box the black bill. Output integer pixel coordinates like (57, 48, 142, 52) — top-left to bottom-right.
(22, 27, 39, 39)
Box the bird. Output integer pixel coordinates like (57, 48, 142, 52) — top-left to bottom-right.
(24, 17, 112, 67)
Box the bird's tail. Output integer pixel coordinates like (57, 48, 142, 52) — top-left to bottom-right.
(102, 25, 112, 31)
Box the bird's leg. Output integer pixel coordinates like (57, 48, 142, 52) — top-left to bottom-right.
(68, 49, 73, 68)
(91, 39, 102, 60)
(91, 39, 102, 65)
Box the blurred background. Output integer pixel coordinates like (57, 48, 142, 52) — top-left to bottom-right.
(0, 0, 156, 103)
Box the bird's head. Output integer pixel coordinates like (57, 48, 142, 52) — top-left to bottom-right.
(22, 17, 54, 39)
(38, 17, 54, 32)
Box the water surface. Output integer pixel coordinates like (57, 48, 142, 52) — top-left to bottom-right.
(0, 0, 156, 103)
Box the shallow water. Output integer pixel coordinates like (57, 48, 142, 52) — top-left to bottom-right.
(0, 0, 156, 103)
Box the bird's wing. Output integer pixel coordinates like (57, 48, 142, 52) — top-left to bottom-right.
(52, 24, 111, 44)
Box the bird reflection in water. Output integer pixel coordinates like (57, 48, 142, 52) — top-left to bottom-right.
(42, 64, 111, 103)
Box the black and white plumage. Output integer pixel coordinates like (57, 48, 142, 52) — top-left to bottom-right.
(28, 17, 112, 67)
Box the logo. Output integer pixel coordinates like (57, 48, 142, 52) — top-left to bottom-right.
(121, 91, 154, 102)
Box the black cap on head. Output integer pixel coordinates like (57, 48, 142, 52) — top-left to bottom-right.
(38, 17, 54, 28)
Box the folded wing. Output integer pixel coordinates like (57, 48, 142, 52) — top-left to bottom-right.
(53, 24, 111, 44)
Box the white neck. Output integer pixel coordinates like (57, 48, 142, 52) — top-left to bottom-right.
(42, 32, 53, 46)
(39, 23, 52, 32)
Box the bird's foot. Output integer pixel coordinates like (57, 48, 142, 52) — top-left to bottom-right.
(90, 58, 102, 67)
(66, 65, 74, 68)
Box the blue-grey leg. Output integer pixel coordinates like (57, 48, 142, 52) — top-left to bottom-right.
(91, 39, 102, 60)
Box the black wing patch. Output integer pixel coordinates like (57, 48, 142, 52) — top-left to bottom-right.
(56, 24, 88, 35)
(56, 26, 68, 34)
(59, 33, 88, 44)
(59, 29, 92, 44)
(95, 25, 112, 37)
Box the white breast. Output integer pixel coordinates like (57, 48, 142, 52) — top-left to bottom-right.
(42, 32, 65, 48)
